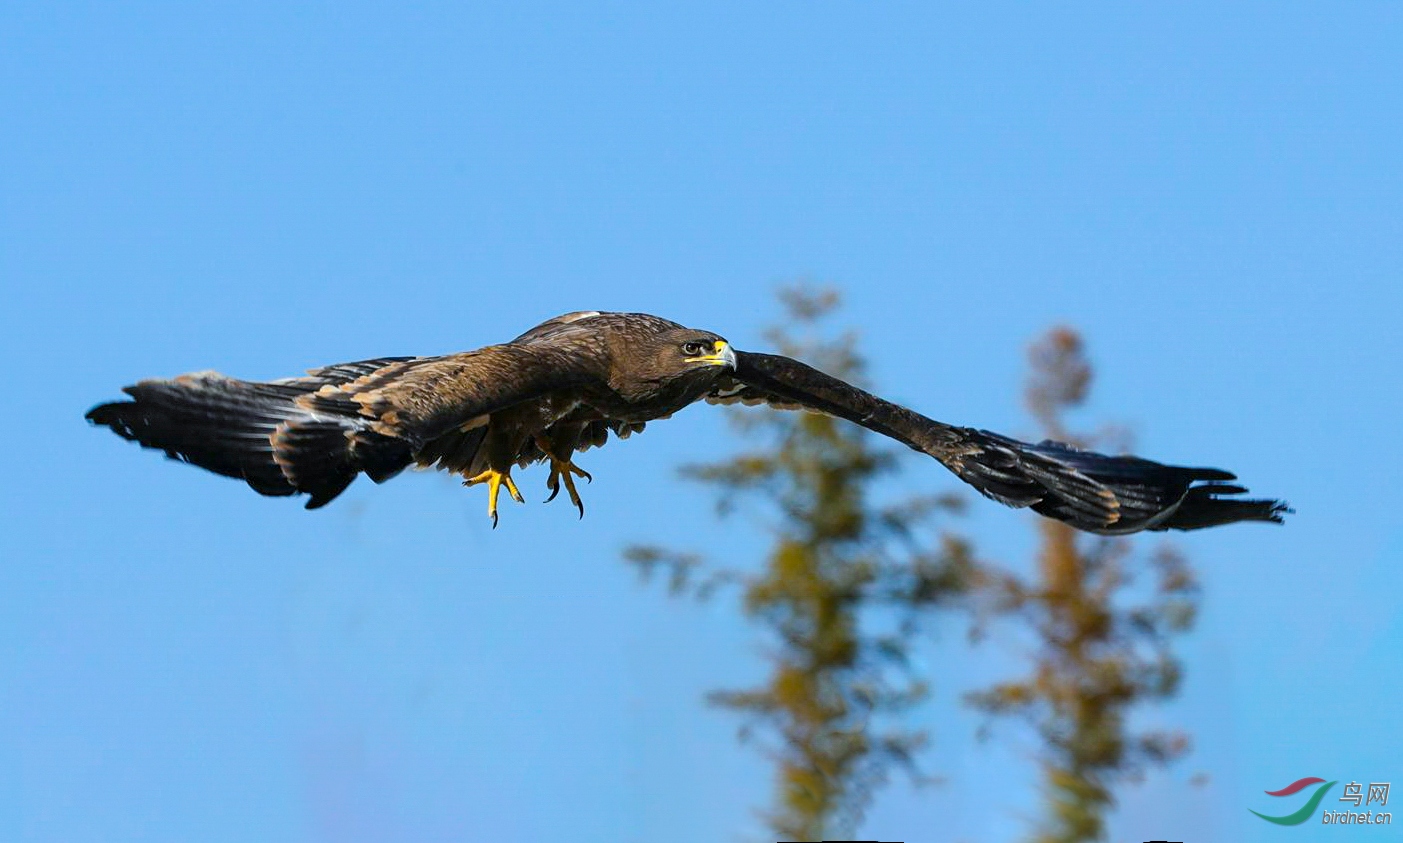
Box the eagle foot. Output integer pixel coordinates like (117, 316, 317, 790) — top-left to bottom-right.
(543, 457, 592, 518)
(464, 468, 525, 528)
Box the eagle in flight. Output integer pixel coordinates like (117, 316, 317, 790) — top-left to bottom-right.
(87, 311, 1288, 533)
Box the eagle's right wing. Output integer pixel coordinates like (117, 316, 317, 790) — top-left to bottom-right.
(714, 350, 1289, 534)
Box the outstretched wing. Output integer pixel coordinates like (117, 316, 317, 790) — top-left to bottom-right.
(86, 344, 607, 509)
(713, 351, 1288, 534)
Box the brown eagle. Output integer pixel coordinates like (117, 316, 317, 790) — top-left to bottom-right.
(86, 311, 1288, 533)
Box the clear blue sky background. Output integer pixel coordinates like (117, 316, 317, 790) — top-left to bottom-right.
(3, 3, 1400, 841)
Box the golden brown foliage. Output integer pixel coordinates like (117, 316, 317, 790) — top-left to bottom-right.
(966, 328, 1199, 843)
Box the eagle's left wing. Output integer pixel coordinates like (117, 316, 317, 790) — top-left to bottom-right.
(712, 350, 1289, 534)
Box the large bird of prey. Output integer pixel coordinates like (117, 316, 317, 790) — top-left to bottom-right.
(87, 311, 1289, 533)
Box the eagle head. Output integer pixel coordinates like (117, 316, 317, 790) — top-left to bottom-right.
(611, 327, 736, 405)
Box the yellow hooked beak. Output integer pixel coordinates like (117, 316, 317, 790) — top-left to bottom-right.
(686, 339, 738, 368)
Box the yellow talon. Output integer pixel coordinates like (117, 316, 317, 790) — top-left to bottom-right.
(464, 468, 524, 528)
(543, 457, 592, 518)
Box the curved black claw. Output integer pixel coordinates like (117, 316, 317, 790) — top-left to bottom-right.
(542, 457, 589, 518)
(465, 468, 523, 529)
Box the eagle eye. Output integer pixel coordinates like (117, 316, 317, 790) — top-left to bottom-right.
(681, 340, 710, 357)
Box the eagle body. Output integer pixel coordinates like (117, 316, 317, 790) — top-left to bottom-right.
(87, 311, 1289, 533)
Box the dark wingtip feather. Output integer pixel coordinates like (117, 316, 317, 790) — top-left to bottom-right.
(1160, 486, 1292, 531)
(965, 436, 1290, 534)
(86, 400, 140, 438)
(304, 475, 356, 509)
(1186, 466, 1238, 482)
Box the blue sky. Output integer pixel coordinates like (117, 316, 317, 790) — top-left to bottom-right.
(2, 2, 1400, 841)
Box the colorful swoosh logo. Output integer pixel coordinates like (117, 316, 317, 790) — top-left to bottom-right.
(1264, 776, 1326, 797)
(1250, 777, 1338, 825)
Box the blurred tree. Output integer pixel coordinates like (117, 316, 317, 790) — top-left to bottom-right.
(628, 300, 1199, 842)
(966, 328, 1200, 843)
(626, 286, 974, 840)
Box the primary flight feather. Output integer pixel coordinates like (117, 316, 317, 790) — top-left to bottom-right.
(86, 311, 1289, 533)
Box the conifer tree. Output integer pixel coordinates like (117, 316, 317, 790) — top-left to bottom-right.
(630, 305, 1198, 843)
(627, 287, 973, 839)
(966, 328, 1199, 843)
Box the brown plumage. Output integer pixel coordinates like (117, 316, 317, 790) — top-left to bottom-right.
(86, 311, 1290, 533)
